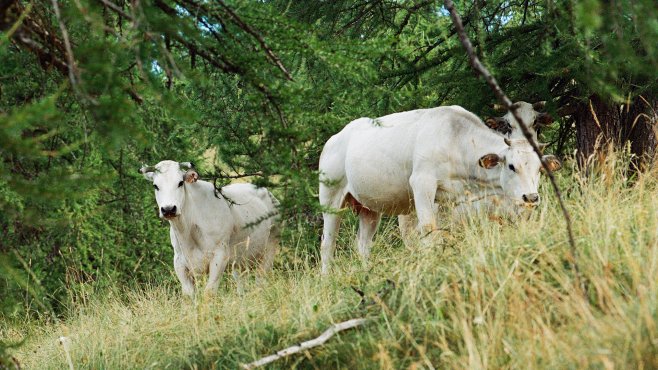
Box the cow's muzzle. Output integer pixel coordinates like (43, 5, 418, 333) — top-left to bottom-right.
(522, 193, 540, 205)
(161, 205, 178, 219)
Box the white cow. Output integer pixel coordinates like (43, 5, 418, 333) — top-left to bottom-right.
(319, 105, 561, 274)
(140, 160, 280, 296)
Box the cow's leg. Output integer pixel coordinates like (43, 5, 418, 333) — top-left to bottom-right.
(259, 222, 280, 275)
(320, 212, 343, 275)
(398, 214, 416, 243)
(357, 208, 381, 264)
(260, 240, 278, 274)
(409, 173, 439, 235)
(319, 180, 346, 275)
(174, 254, 195, 297)
(205, 248, 230, 296)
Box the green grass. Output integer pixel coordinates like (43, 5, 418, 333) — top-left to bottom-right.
(5, 157, 658, 369)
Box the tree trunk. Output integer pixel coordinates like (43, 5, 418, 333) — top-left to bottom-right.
(574, 94, 618, 170)
(623, 96, 658, 171)
(574, 94, 657, 172)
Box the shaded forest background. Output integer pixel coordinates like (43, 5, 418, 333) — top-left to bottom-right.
(0, 0, 656, 317)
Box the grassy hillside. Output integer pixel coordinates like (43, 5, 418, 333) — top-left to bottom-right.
(5, 158, 658, 369)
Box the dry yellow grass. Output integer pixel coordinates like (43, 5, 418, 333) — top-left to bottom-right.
(5, 155, 658, 369)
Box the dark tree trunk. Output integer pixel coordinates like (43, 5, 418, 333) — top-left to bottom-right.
(574, 94, 618, 170)
(623, 96, 658, 171)
(574, 94, 657, 172)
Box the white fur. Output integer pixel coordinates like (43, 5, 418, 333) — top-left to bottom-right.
(143, 160, 279, 296)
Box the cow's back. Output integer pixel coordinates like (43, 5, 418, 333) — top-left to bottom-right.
(220, 184, 278, 255)
(341, 107, 467, 213)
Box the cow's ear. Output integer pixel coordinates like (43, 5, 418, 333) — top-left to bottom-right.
(479, 154, 501, 169)
(184, 169, 199, 183)
(541, 155, 562, 172)
(139, 165, 156, 181)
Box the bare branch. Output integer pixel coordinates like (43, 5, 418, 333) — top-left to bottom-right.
(444, 0, 583, 295)
(99, 0, 132, 20)
(215, 0, 293, 81)
(51, 0, 79, 87)
(241, 318, 369, 369)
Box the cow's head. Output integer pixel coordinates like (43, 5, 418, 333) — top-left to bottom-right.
(139, 160, 198, 220)
(487, 101, 553, 138)
(479, 139, 561, 206)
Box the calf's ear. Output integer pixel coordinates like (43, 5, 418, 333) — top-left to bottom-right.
(184, 169, 199, 183)
(479, 154, 501, 169)
(535, 112, 554, 127)
(541, 155, 562, 172)
(485, 117, 500, 130)
(532, 101, 546, 110)
(485, 117, 512, 135)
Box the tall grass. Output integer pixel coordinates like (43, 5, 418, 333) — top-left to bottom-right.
(5, 154, 658, 369)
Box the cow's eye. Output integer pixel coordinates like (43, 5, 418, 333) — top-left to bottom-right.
(153, 184, 159, 191)
(508, 164, 516, 172)
(178, 181, 184, 188)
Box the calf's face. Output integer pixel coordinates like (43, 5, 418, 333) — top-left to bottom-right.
(140, 161, 198, 219)
(487, 101, 554, 136)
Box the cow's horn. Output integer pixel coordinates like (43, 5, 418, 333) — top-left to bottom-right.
(532, 101, 546, 110)
(538, 142, 549, 151)
(180, 162, 194, 169)
(492, 103, 506, 112)
(504, 138, 512, 146)
(139, 165, 156, 174)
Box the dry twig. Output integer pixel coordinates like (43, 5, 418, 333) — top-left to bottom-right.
(241, 318, 369, 369)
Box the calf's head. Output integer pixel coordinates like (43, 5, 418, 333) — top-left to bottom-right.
(140, 160, 198, 219)
(479, 139, 561, 206)
(487, 101, 553, 138)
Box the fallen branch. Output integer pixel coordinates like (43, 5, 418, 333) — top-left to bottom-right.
(241, 318, 369, 369)
(444, 0, 583, 295)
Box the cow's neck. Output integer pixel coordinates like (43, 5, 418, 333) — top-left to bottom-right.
(166, 181, 231, 237)
(464, 132, 507, 191)
(167, 210, 194, 240)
